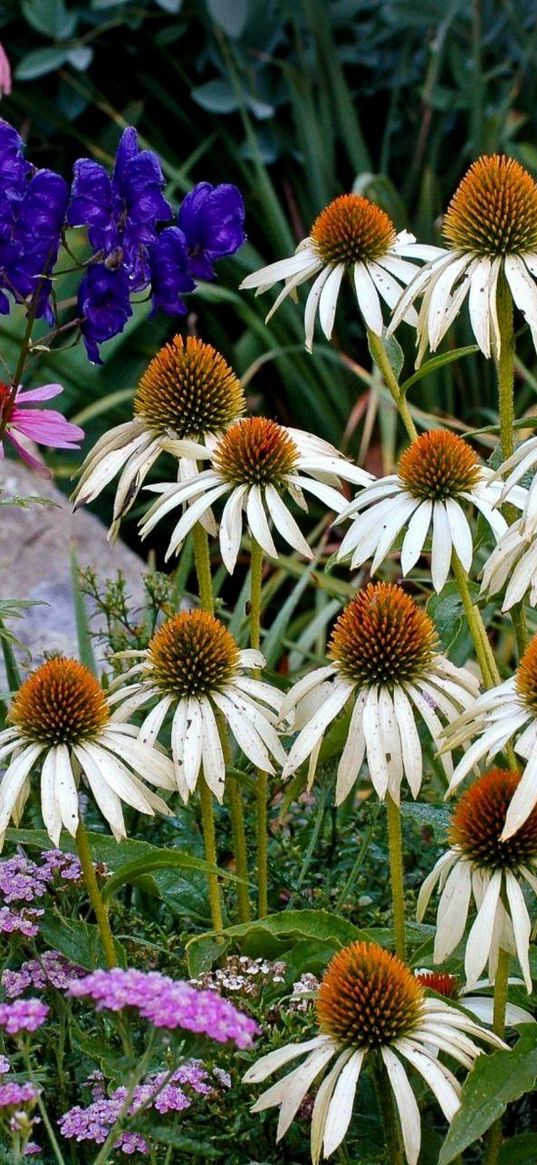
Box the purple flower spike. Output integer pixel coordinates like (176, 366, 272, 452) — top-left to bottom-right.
(68, 968, 259, 1048)
(149, 226, 195, 316)
(78, 264, 132, 363)
(0, 998, 49, 1035)
(178, 182, 246, 280)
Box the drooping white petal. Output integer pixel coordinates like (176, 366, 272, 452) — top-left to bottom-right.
(243, 1036, 328, 1083)
(212, 690, 275, 773)
(434, 859, 473, 963)
(405, 681, 453, 779)
(139, 695, 173, 747)
(353, 261, 383, 334)
(378, 687, 404, 802)
(305, 267, 333, 351)
(220, 485, 248, 573)
(465, 869, 502, 987)
(504, 871, 532, 992)
(240, 248, 321, 292)
(183, 697, 204, 793)
(505, 254, 537, 349)
(275, 1043, 338, 1139)
(431, 501, 453, 592)
(322, 1049, 364, 1158)
(99, 732, 176, 789)
(200, 698, 226, 801)
(280, 666, 337, 720)
(395, 1038, 461, 1121)
(468, 257, 492, 357)
(400, 500, 433, 575)
(76, 743, 156, 816)
(72, 744, 126, 840)
(362, 686, 389, 798)
(171, 700, 189, 801)
(282, 680, 353, 777)
(319, 263, 345, 340)
(165, 484, 231, 559)
(265, 483, 313, 559)
(381, 1048, 421, 1165)
(0, 743, 44, 834)
(54, 743, 80, 836)
(246, 486, 277, 559)
(445, 498, 474, 572)
(416, 850, 458, 921)
(40, 748, 62, 845)
(501, 745, 537, 838)
(311, 1050, 354, 1165)
(368, 261, 418, 324)
(392, 686, 422, 796)
(335, 693, 367, 804)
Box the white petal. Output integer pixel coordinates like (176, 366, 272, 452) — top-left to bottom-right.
(445, 499, 474, 572)
(427, 254, 474, 350)
(280, 666, 337, 719)
(0, 744, 43, 833)
(335, 693, 366, 804)
(368, 260, 418, 324)
(311, 1050, 354, 1165)
(381, 1048, 421, 1165)
(40, 748, 62, 845)
(505, 254, 537, 349)
(353, 262, 383, 334)
(54, 743, 80, 836)
(240, 248, 320, 291)
(183, 697, 204, 793)
(99, 732, 176, 789)
(322, 1049, 364, 1158)
(501, 747, 537, 837)
(72, 745, 126, 840)
(400, 500, 432, 575)
(319, 263, 345, 340)
(434, 860, 472, 962)
(304, 267, 333, 351)
(416, 850, 458, 921)
(246, 486, 277, 559)
(468, 257, 492, 357)
(504, 872, 532, 992)
(265, 484, 313, 559)
(392, 686, 422, 797)
(76, 743, 155, 816)
(283, 680, 353, 777)
(362, 686, 389, 798)
(243, 1036, 328, 1083)
(139, 695, 173, 747)
(220, 485, 247, 573)
(165, 485, 230, 558)
(396, 1039, 460, 1121)
(465, 870, 502, 987)
(212, 691, 275, 772)
(275, 1043, 337, 1139)
(200, 699, 226, 802)
(431, 502, 453, 592)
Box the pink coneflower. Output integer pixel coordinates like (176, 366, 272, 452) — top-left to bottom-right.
(0, 382, 84, 475)
(0, 44, 11, 98)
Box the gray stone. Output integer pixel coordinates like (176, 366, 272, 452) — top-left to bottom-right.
(0, 459, 147, 695)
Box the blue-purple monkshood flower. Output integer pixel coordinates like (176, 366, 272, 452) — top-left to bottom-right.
(177, 181, 246, 281)
(149, 226, 196, 316)
(67, 126, 172, 290)
(0, 121, 31, 214)
(77, 264, 132, 363)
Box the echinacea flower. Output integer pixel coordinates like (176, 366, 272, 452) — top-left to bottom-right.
(417, 769, 537, 991)
(240, 194, 442, 351)
(281, 583, 479, 803)
(389, 155, 537, 363)
(0, 657, 175, 848)
(244, 941, 504, 1165)
(140, 416, 372, 570)
(0, 382, 84, 475)
(107, 610, 285, 801)
(481, 515, 537, 610)
(492, 434, 537, 529)
(72, 335, 245, 540)
(335, 429, 521, 591)
(443, 634, 537, 836)
(414, 969, 534, 1028)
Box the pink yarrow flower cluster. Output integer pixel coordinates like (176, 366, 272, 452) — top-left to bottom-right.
(0, 998, 49, 1034)
(0, 1081, 38, 1108)
(2, 950, 85, 999)
(0, 382, 84, 476)
(68, 968, 259, 1047)
(0, 906, 43, 937)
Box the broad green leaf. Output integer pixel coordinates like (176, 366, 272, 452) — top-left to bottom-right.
(498, 1134, 537, 1165)
(191, 79, 238, 114)
(186, 909, 367, 976)
(400, 345, 479, 395)
(101, 850, 244, 900)
(207, 0, 248, 39)
(66, 46, 93, 71)
(40, 912, 126, 969)
(147, 1127, 220, 1155)
(16, 46, 69, 79)
(22, 0, 76, 38)
(370, 331, 404, 381)
(439, 1025, 537, 1164)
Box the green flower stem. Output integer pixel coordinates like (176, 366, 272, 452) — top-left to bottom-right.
(216, 708, 251, 923)
(484, 947, 510, 1165)
(495, 274, 529, 658)
(192, 521, 214, 615)
(372, 1053, 405, 1165)
(496, 275, 515, 462)
(250, 538, 268, 920)
(20, 1044, 66, 1165)
(367, 330, 418, 442)
(451, 553, 498, 689)
(386, 793, 406, 962)
(199, 775, 224, 934)
(75, 820, 117, 969)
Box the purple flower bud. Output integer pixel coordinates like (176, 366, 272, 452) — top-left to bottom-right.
(149, 226, 195, 316)
(178, 182, 246, 280)
(78, 264, 132, 363)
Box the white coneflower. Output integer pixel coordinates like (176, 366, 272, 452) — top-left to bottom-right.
(281, 583, 479, 803)
(107, 610, 285, 802)
(139, 416, 372, 571)
(389, 155, 537, 362)
(481, 516, 537, 610)
(493, 434, 537, 528)
(0, 658, 175, 847)
(239, 193, 442, 351)
(414, 969, 534, 1028)
(444, 634, 537, 837)
(417, 769, 537, 991)
(244, 941, 504, 1165)
(71, 335, 245, 539)
(335, 430, 521, 592)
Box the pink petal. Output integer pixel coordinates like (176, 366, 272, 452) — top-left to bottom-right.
(7, 431, 51, 476)
(12, 409, 84, 448)
(15, 383, 63, 404)
(0, 44, 12, 98)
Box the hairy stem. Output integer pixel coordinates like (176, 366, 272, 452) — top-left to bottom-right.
(367, 330, 418, 442)
(199, 776, 224, 933)
(484, 947, 510, 1165)
(386, 793, 406, 962)
(75, 821, 117, 969)
(250, 538, 268, 919)
(451, 553, 499, 688)
(192, 522, 214, 615)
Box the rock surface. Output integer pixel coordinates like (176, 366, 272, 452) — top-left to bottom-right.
(0, 459, 147, 694)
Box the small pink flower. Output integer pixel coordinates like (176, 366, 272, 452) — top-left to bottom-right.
(0, 382, 84, 475)
(0, 44, 11, 98)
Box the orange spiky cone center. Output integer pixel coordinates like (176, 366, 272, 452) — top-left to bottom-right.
(134, 335, 244, 437)
(310, 194, 397, 265)
(148, 610, 240, 697)
(443, 155, 537, 255)
(398, 430, 481, 499)
(414, 970, 459, 999)
(316, 941, 424, 1048)
(213, 417, 299, 486)
(8, 658, 109, 744)
(449, 768, 537, 869)
(329, 582, 437, 687)
(516, 634, 537, 714)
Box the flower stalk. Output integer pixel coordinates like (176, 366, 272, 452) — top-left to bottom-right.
(367, 330, 418, 442)
(75, 821, 117, 970)
(250, 538, 269, 919)
(386, 794, 406, 962)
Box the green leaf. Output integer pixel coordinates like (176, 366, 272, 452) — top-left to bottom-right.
(498, 1135, 537, 1165)
(101, 851, 244, 900)
(185, 909, 367, 976)
(16, 46, 69, 79)
(191, 79, 238, 114)
(206, 0, 248, 39)
(21, 0, 76, 38)
(439, 1025, 537, 1164)
(377, 332, 404, 380)
(66, 46, 93, 71)
(148, 1127, 220, 1155)
(400, 802, 451, 843)
(40, 912, 126, 969)
(400, 345, 479, 395)
(427, 581, 473, 664)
